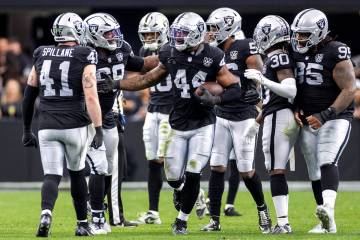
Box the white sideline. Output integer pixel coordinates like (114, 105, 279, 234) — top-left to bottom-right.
(0, 181, 359, 191)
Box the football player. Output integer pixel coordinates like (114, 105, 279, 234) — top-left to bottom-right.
(136, 12, 171, 225)
(201, 8, 271, 233)
(291, 9, 356, 233)
(112, 12, 242, 235)
(245, 15, 299, 233)
(84, 13, 158, 233)
(22, 12, 102, 236)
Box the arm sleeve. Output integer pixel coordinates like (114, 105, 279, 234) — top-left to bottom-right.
(126, 53, 145, 72)
(22, 85, 39, 130)
(219, 83, 242, 104)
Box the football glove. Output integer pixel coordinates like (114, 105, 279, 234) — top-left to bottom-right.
(22, 130, 38, 148)
(244, 121, 260, 144)
(97, 75, 116, 94)
(91, 126, 103, 149)
(244, 89, 261, 105)
(197, 87, 221, 106)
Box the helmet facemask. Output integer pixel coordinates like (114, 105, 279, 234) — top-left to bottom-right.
(169, 25, 192, 51)
(205, 24, 221, 47)
(139, 31, 162, 50)
(291, 31, 314, 54)
(103, 28, 123, 51)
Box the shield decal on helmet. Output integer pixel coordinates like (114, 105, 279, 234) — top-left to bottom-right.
(88, 24, 99, 35)
(224, 16, 234, 26)
(262, 24, 271, 35)
(316, 19, 326, 30)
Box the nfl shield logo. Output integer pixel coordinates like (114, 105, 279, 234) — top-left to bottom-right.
(116, 53, 123, 62)
(262, 24, 271, 35)
(203, 57, 213, 67)
(316, 19, 326, 30)
(315, 54, 324, 63)
(230, 51, 238, 60)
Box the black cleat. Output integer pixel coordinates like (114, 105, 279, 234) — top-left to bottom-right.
(36, 213, 52, 237)
(173, 190, 182, 212)
(171, 218, 188, 235)
(224, 206, 242, 217)
(258, 205, 272, 234)
(118, 219, 138, 227)
(75, 222, 93, 236)
(201, 219, 221, 231)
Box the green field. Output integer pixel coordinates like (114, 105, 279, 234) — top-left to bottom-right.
(0, 190, 359, 239)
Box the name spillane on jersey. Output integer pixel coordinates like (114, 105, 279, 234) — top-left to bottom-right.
(33, 45, 97, 130)
(97, 41, 144, 129)
(262, 51, 294, 117)
(139, 46, 173, 114)
(292, 40, 353, 119)
(159, 43, 225, 131)
(215, 38, 258, 121)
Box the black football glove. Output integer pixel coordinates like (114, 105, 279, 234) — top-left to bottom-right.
(97, 75, 116, 94)
(22, 129, 38, 148)
(91, 126, 103, 149)
(244, 89, 261, 105)
(313, 107, 337, 124)
(197, 87, 221, 106)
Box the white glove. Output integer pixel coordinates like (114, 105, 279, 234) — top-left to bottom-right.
(244, 121, 260, 144)
(244, 69, 265, 85)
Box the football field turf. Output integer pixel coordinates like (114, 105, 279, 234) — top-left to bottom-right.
(0, 190, 359, 239)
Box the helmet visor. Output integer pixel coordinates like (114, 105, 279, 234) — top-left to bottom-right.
(104, 27, 123, 48)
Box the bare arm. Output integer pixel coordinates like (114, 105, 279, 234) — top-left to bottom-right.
(332, 59, 356, 114)
(82, 64, 102, 127)
(246, 54, 263, 71)
(141, 55, 160, 72)
(120, 63, 167, 91)
(216, 65, 239, 87)
(27, 66, 39, 87)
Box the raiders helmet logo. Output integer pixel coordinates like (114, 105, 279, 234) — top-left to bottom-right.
(262, 24, 271, 35)
(88, 24, 99, 35)
(224, 16, 234, 26)
(73, 21, 83, 33)
(316, 19, 326, 30)
(203, 57, 213, 67)
(197, 22, 205, 33)
(315, 54, 324, 63)
(230, 51, 238, 60)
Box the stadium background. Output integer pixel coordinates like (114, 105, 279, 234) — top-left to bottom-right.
(0, 0, 359, 183)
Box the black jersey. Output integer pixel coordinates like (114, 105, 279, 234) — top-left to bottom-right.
(215, 38, 258, 121)
(262, 51, 294, 117)
(139, 46, 173, 114)
(97, 41, 144, 129)
(292, 40, 353, 120)
(159, 43, 225, 131)
(33, 45, 97, 130)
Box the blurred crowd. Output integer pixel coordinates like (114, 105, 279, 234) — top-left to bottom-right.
(0, 35, 359, 121)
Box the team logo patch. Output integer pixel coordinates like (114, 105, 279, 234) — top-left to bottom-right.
(197, 23, 205, 33)
(316, 19, 326, 30)
(116, 53, 123, 62)
(315, 53, 324, 63)
(230, 51, 238, 60)
(74, 21, 83, 33)
(88, 24, 99, 35)
(203, 57, 213, 67)
(262, 24, 271, 35)
(224, 16, 234, 26)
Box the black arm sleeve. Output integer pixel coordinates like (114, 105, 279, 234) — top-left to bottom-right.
(125, 55, 145, 72)
(22, 85, 39, 130)
(219, 83, 242, 104)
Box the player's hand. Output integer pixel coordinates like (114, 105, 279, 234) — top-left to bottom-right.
(294, 110, 304, 127)
(91, 126, 103, 149)
(97, 75, 116, 94)
(244, 89, 261, 105)
(244, 121, 260, 144)
(197, 87, 221, 106)
(244, 69, 264, 85)
(306, 115, 323, 130)
(22, 130, 38, 148)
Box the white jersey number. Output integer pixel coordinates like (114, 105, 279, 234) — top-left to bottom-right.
(173, 69, 208, 98)
(296, 62, 323, 85)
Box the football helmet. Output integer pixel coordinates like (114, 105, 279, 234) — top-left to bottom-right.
(84, 13, 123, 51)
(206, 7, 242, 47)
(253, 15, 290, 55)
(138, 12, 169, 50)
(169, 12, 206, 51)
(51, 12, 86, 45)
(291, 8, 329, 53)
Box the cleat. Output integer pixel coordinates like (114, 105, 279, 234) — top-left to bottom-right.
(114, 219, 138, 227)
(90, 211, 107, 235)
(316, 205, 337, 233)
(195, 188, 207, 219)
(75, 222, 93, 236)
(171, 218, 188, 235)
(272, 224, 292, 234)
(36, 213, 52, 237)
(137, 211, 162, 224)
(103, 222, 111, 233)
(201, 219, 221, 231)
(308, 222, 327, 234)
(224, 206, 242, 217)
(205, 198, 210, 216)
(258, 206, 272, 234)
(173, 190, 182, 212)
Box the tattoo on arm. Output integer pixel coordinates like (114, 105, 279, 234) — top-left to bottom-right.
(27, 66, 39, 87)
(121, 65, 166, 91)
(332, 60, 356, 113)
(82, 72, 95, 89)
